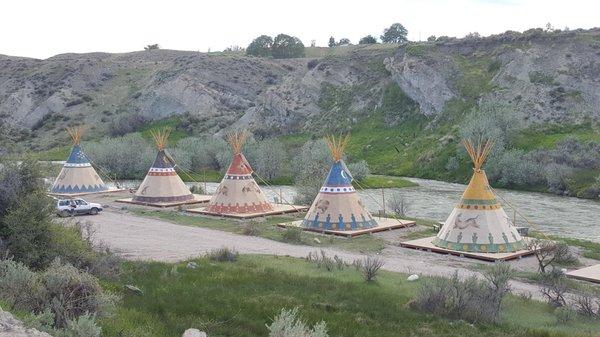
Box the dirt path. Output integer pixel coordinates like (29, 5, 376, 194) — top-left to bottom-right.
(78, 208, 546, 298)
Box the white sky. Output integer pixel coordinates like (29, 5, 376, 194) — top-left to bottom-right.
(1, 0, 598, 59)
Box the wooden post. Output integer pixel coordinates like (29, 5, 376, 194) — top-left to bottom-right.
(381, 188, 386, 218)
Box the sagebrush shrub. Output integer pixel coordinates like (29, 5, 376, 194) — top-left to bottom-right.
(412, 271, 509, 323)
(206, 247, 239, 262)
(282, 227, 303, 243)
(359, 256, 384, 282)
(267, 307, 328, 337)
(0, 259, 44, 311)
(42, 260, 117, 327)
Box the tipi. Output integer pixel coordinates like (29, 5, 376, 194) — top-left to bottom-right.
(132, 128, 195, 204)
(432, 139, 525, 253)
(50, 127, 109, 195)
(302, 135, 377, 231)
(205, 130, 274, 214)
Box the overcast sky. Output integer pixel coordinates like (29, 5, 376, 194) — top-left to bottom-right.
(1, 0, 598, 59)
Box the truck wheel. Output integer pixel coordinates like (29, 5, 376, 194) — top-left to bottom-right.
(90, 208, 99, 215)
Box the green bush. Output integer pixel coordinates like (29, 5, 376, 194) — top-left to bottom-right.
(282, 227, 303, 243)
(0, 192, 55, 269)
(42, 261, 117, 327)
(0, 260, 44, 311)
(267, 307, 328, 337)
(0, 259, 116, 330)
(206, 247, 238, 262)
(347, 160, 370, 181)
(555, 307, 577, 324)
(411, 270, 510, 323)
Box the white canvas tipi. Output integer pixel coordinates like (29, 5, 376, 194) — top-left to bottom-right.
(132, 128, 194, 204)
(302, 135, 377, 231)
(433, 139, 525, 253)
(205, 130, 274, 215)
(50, 127, 108, 195)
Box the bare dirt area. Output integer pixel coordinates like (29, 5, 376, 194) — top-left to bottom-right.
(58, 191, 562, 299)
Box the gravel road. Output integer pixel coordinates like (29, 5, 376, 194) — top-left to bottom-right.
(76, 206, 549, 298)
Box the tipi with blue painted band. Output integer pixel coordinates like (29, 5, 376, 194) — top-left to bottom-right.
(433, 139, 524, 253)
(302, 135, 377, 231)
(50, 127, 108, 195)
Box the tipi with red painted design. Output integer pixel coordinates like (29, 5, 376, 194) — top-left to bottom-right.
(132, 127, 194, 204)
(205, 130, 274, 215)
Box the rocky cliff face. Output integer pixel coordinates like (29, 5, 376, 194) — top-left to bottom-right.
(385, 29, 600, 124)
(1, 29, 599, 149)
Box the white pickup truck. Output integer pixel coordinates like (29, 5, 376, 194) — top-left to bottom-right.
(56, 198, 103, 217)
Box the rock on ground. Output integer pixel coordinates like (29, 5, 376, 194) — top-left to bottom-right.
(182, 328, 207, 337)
(0, 309, 53, 337)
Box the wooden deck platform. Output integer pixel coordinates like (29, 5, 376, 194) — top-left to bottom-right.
(277, 218, 416, 237)
(400, 236, 535, 262)
(566, 264, 600, 283)
(50, 188, 127, 198)
(115, 194, 211, 208)
(186, 203, 307, 219)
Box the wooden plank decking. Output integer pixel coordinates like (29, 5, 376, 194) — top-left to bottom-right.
(115, 194, 211, 208)
(187, 204, 307, 219)
(277, 218, 416, 237)
(400, 236, 535, 262)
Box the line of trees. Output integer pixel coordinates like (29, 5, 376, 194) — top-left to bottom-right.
(246, 22, 408, 58)
(328, 22, 409, 47)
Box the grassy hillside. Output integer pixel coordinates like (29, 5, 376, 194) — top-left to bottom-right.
(100, 255, 600, 337)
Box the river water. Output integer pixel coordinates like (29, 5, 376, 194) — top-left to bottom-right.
(96, 176, 600, 243)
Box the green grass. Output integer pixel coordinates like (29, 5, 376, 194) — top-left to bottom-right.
(139, 117, 188, 142)
(34, 145, 71, 161)
(127, 209, 385, 254)
(99, 255, 600, 337)
(512, 123, 600, 151)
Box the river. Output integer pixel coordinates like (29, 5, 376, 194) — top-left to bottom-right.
(91, 175, 599, 243)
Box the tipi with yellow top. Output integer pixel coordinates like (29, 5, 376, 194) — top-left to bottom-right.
(432, 139, 524, 253)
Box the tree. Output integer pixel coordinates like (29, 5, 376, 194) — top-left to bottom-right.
(144, 44, 159, 50)
(427, 35, 436, 42)
(328, 36, 336, 47)
(271, 34, 305, 59)
(246, 35, 273, 57)
(338, 38, 351, 46)
(381, 23, 408, 43)
(358, 35, 377, 44)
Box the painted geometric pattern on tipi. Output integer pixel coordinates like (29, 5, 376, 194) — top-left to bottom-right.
(133, 150, 194, 203)
(302, 160, 377, 231)
(433, 169, 524, 253)
(206, 153, 273, 214)
(50, 145, 109, 194)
